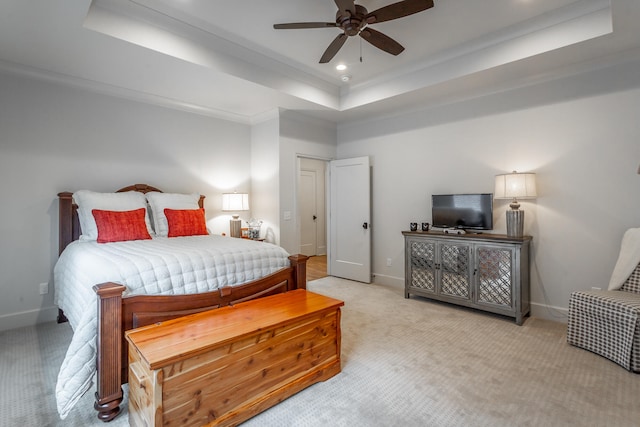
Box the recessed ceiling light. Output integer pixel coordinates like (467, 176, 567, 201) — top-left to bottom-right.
(336, 64, 347, 71)
(340, 74, 351, 82)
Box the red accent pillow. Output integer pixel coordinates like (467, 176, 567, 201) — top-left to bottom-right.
(164, 208, 208, 238)
(92, 208, 152, 244)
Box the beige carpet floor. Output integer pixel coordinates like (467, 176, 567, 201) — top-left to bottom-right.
(1, 277, 639, 426)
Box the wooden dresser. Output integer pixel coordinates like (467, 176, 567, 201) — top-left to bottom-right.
(125, 289, 344, 427)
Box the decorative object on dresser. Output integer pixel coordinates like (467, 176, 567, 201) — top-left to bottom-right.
(126, 289, 344, 427)
(494, 171, 537, 237)
(55, 184, 308, 422)
(247, 217, 263, 239)
(222, 191, 249, 237)
(403, 230, 531, 325)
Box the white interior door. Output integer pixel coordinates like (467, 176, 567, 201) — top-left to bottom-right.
(329, 156, 371, 283)
(299, 170, 317, 256)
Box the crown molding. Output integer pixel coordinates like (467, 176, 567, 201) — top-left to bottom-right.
(0, 59, 252, 124)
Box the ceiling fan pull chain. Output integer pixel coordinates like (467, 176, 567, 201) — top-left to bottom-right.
(360, 37, 363, 62)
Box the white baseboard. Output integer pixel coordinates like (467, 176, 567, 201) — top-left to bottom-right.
(0, 306, 59, 332)
(530, 302, 568, 324)
(372, 273, 404, 288)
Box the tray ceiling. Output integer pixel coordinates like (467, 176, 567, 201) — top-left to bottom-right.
(1, 0, 639, 124)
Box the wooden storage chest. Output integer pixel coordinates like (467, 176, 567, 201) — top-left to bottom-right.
(125, 289, 344, 427)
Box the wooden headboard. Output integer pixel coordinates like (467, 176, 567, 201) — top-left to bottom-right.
(58, 184, 205, 255)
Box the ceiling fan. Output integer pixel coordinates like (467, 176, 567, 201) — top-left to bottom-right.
(273, 0, 435, 64)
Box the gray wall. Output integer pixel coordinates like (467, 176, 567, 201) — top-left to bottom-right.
(337, 58, 640, 321)
(3, 54, 639, 330)
(251, 112, 281, 244)
(278, 111, 337, 255)
(0, 71, 252, 331)
(249, 110, 337, 253)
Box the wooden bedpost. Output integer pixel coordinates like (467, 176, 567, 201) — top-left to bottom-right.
(93, 282, 126, 422)
(288, 254, 309, 290)
(57, 192, 75, 323)
(58, 192, 74, 255)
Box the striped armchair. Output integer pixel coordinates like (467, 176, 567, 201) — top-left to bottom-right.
(567, 263, 640, 372)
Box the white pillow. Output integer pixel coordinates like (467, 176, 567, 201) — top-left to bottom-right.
(145, 192, 201, 237)
(73, 190, 153, 241)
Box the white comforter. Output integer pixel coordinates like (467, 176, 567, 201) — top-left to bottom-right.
(53, 235, 290, 419)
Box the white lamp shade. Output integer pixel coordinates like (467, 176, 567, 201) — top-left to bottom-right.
(222, 193, 249, 211)
(494, 172, 537, 200)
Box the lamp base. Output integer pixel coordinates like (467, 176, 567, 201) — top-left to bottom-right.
(230, 216, 242, 238)
(506, 209, 524, 238)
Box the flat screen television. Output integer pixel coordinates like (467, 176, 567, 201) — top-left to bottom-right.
(431, 193, 493, 230)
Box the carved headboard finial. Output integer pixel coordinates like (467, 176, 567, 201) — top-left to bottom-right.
(117, 184, 162, 194)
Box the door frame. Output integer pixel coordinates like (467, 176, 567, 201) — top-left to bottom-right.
(296, 155, 331, 262)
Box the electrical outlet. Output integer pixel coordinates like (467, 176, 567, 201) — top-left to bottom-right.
(39, 282, 49, 295)
(386, 258, 392, 267)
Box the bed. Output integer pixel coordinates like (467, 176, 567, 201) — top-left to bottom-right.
(54, 184, 307, 422)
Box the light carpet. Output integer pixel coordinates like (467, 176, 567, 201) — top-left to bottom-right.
(1, 277, 639, 426)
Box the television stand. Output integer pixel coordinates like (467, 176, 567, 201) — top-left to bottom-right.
(402, 231, 531, 325)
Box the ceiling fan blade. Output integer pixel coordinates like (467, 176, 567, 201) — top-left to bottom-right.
(334, 0, 356, 15)
(359, 28, 404, 56)
(319, 33, 348, 63)
(274, 22, 338, 29)
(365, 0, 434, 24)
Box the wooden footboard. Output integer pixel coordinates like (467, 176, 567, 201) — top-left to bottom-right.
(92, 254, 307, 422)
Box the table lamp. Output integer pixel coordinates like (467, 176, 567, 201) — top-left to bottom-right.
(494, 171, 537, 237)
(222, 192, 249, 237)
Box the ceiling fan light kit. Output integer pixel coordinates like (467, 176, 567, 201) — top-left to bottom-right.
(273, 0, 435, 64)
